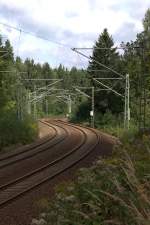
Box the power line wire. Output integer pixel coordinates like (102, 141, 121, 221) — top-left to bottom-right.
(17, 29, 22, 56)
(0, 22, 72, 49)
(72, 48, 125, 78)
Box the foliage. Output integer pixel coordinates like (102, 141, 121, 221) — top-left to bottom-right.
(37, 135, 150, 225)
(71, 100, 91, 123)
(0, 36, 38, 150)
(0, 110, 38, 151)
(122, 8, 150, 126)
(88, 28, 124, 115)
(95, 112, 138, 142)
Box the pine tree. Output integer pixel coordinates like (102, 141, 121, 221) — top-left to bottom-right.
(88, 29, 120, 78)
(0, 36, 15, 110)
(122, 8, 150, 124)
(143, 8, 150, 33)
(88, 28, 123, 114)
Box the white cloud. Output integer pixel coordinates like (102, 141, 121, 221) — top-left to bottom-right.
(0, 0, 150, 68)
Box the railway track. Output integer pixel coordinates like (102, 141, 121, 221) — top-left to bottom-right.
(0, 121, 100, 208)
(0, 120, 68, 169)
(0, 121, 55, 161)
(0, 120, 81, 186)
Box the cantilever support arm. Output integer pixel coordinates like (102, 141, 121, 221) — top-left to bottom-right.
(93, 78, 124, 98)
(74, 88, 91, 99)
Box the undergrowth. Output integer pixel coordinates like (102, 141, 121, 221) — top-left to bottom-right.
(0, 111, 38, 152)
(36, 131, 150, 225)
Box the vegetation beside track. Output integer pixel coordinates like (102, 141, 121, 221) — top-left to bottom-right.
(0, 111, 38, 153)
(35, 131, 150, 225)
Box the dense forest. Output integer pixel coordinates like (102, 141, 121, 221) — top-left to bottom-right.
(0, 8, 150, 150)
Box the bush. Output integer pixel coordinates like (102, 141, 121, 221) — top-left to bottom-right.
(38, 135, 150, 225)
(70, 100, 91, 124)
(0, 110, 38, 151)
(93, 111, 138, 142)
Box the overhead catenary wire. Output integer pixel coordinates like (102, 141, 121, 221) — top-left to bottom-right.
(76, 51, 87, 70)
(0, 70, 26, 73)
(73, 46, 146, 50)
(0, 22, 72, 49)
(72, 48, 125, 78)
(72, 47, 123, 50)
(0, 51, 10, 59)
(17, 29, 22, 56)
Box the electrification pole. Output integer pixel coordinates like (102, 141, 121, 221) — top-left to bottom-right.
(45, 98, 49, 116)
(91, 87, 95, 128)
(17, 85, 20, 120)
(68, 94, 72, 115)
(127, 74, 130, 129)
(33, 85, 37, 119)
(27, 91, 31, 114)
(124, 74, 130, 129)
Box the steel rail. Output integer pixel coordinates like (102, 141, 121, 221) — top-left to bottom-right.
(0, 121, 68, 169)
(0, 121, 99, 207)
(0, 121, 56, 161)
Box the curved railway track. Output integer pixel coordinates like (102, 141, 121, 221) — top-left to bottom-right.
(0, 121, 56, 161)
(0, 121, 68, 169)
(0, 120, 100, 208)
(0, 121, 81, 186)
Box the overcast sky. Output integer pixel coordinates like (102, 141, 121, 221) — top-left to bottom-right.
(0, 0, 150, 68)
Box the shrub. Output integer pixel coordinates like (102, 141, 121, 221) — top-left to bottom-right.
(40, 135, 150, 225)
(0, 110, 38, 151)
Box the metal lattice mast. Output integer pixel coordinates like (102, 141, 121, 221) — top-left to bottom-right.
(33, 85, 37, 119)
(45, 98, 49, 116)
(91, 87, 95, 128)
(27, 91, 31, 114)
(124, 74, 130, 129)
(17, 85, 20, 120)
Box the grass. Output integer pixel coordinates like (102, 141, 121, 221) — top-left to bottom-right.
(35, 125, 150, 225)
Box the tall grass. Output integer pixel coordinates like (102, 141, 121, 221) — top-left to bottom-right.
(35, 133, 150, 225)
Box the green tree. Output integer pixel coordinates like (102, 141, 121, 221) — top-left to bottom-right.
(0, 37, 15, 110)
(122, 8, 150, 124)
(42, 62, 53, 86)
(88, 28, 124, 114)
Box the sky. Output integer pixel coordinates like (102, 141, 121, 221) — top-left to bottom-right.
(0, 0, 150, 68)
